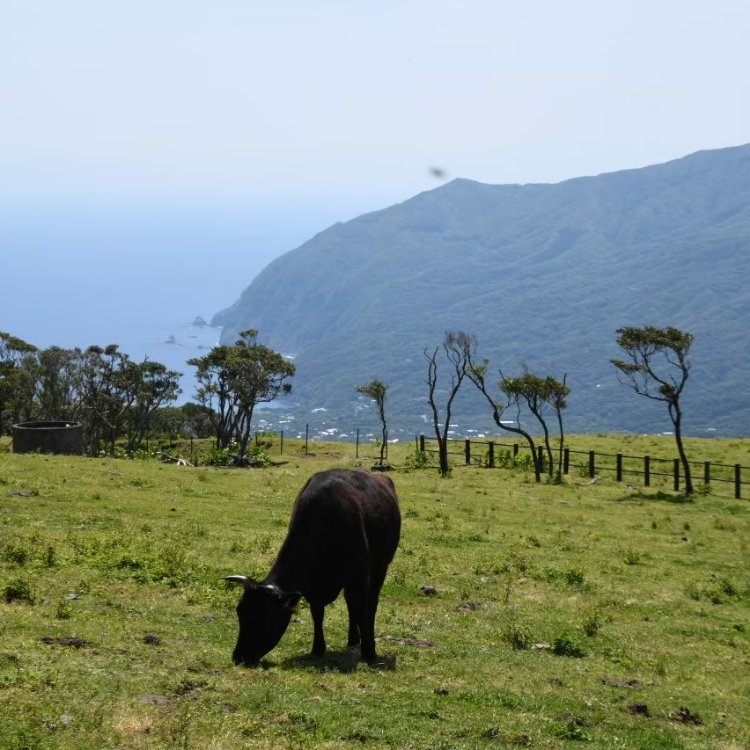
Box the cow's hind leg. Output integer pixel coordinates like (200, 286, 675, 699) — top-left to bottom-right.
(309, 601, 326, 657)
(362, 569, 388, 663)
(343, 585, 363, 649)
(345, 571, 384, 663)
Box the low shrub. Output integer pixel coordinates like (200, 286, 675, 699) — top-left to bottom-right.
(4, 578, 35, 605)
(553, 633, 587, 658)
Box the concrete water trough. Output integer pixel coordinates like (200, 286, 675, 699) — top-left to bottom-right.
(12, 421, 84, 455)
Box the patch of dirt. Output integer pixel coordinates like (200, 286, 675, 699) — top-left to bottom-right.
(380, 635, 434, 648)
(175, 679, 205, 696)
(140, 694, 170, 705)
(670, 707, 703, 725)
(628, 703, 651, 717)
(456, 601, 482, 612)
(41, 636, 89, 649)
(511, 735, 532, 746)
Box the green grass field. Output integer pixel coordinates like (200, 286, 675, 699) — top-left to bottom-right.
(1, 437, 748, 749)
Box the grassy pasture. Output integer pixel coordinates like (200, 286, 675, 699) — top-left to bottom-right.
(0, 437, 748, 749)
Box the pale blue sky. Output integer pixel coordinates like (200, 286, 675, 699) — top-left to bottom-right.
(3, 0, 749, 216)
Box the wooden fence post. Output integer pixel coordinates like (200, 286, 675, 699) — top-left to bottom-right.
(280, 431, 284, 456)
(673, 458, 680, 492)
(644, 455, 650, 487)
(513, 443, 519, 457)
(616, 453, 623, 482)
(465, 439, 471, 465)
(488, 441, 495, 468)
(704, 461, 711, 486)
(588, 450, 595, 478)
(563, 447, 569, 475)
(536, 445, 544, 473)
(419, 434, 425, 452)
(735, 465, 742, 500)
(356, 429, 360, 459)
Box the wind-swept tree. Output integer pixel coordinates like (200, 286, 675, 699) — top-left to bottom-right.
(466, 355, 542, 482)
(547, 374, 570, 482)
(501, 370, 570, 481)
(612, 325, 694, 495)
(355, 379, 389, 466)
(189, 330, 294, 459)
(425, 331, 477, 476)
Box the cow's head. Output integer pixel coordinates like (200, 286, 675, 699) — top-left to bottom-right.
(224, 576, 301, 665)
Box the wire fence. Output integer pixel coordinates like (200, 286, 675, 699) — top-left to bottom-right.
(254, 427, 384, 461)
(417, 435, 747, 499)
(248, 428, 746, 499)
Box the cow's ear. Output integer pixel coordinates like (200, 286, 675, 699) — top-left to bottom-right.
(282, 591, 302, 611)
(261, 584, 283, 598)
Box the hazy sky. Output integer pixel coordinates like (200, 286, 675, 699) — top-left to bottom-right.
(3, 0, 749, 216)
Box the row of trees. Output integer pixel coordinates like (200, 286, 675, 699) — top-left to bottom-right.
(1, 332, 182, 454)
(420, 331, 570, 482)
(2, 324, 695, 493)
(0, 329, 297, 460)
(360, 326, 695, 494)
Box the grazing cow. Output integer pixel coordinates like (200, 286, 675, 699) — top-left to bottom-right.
(225, 468, 401, 665)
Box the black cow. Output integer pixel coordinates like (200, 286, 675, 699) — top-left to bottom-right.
(225, 468, 401, 665)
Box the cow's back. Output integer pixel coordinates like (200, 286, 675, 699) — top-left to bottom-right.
(269, 469, 400, 602)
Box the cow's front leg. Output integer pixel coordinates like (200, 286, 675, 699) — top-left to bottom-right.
(309, 601, 326, 657)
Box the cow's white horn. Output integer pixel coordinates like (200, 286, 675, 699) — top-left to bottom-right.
(224, 575, 251, 584)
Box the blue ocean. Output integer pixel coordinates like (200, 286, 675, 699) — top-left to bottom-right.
(2, 200, 341, 403)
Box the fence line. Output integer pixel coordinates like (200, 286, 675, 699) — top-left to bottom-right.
(254, 427, 388, 461)
(417, 435, 746, 500)
(251, 429, 745, 499)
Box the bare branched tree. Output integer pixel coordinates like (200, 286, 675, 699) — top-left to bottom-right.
(425, 331, 477, 476)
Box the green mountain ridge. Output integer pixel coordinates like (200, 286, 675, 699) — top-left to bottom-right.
(213, 144, 750, 437)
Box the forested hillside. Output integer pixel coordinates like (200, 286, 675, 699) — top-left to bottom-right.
(214, 144, 750, 436)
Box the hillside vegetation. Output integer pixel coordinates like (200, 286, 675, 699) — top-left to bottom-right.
(214, 144, 750, 437)
(1, 437, 748, 749)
